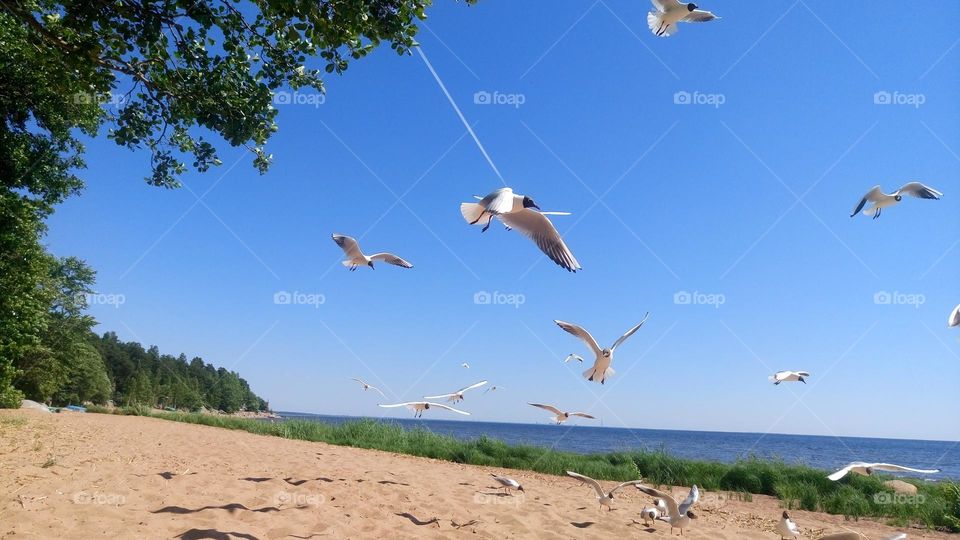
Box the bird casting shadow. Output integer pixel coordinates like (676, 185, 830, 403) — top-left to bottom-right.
(570, 521, 595, 529)
(377, 480, 409, 486)
(154, 503, 282, 514)
(478, 491, 511, 497)
(240, 477, 272, 483)
(394, 512, 440, 526)
(284, 477, 308, 486)
(176, 528, 260, 540)
(159, 471, 197, 480)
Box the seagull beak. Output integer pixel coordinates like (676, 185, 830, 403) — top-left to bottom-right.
(531, 203, 541, 211)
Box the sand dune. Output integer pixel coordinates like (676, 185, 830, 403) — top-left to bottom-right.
(0, 410, 950, 539)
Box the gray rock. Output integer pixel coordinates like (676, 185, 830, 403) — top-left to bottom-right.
(20, 399, 52, 413)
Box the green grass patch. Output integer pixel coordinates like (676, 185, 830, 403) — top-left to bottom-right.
(89, 408, 959, 531)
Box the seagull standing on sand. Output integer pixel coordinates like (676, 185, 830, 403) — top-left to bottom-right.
(639, 501, 666, 527)
(331, 234, 413, 271)
(827, 462, 940, 481)
(565, 471, 645, 511)
(490, 474, 524, 495)
(378, 402, 469, 418)
(776, 511, 800, 539)
(554, 313, 650, 384)
(350, 378, 386, 398)
(949, 304, 960, 328)
(461, 187, 581, 272)
(769, 370, 810, 385)
(528, 403, 596, 425)
(850, 182, 942, 219)
(647, 0, 719, 37)
(635, 484, 699, 536)
(424, 381, 487, 404)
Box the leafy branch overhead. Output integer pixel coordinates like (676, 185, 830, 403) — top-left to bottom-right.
(1, 0, 475, 192)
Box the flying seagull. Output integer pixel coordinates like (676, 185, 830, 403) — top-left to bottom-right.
(331, 234, 413, 271)
(424, 381, 488, 404)
(350, 378, 386, 399)
(483, 386, 502, 394)
(769, 370, 810, 385)
(635, 484, 699, 535)
(827, 462, 940, 481)
(528, 403, 596, 425)
(554, 313, 650, 384)
(378, 401, 469, 418)
(564, 353, 584, 364)
(490, 474, 524, 494)
(647, 0, 719, 37)
(565, 471, 644, 511)
(949, 304, 960, 328)
(850, 182, 942, 219)
(776, 511, 800, 539)
(461, 188, 581, 272)
(461, 362, 470, 369)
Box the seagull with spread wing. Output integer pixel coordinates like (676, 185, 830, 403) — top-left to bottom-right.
(378, 401, 469, 418)
(331, 233, 413, 271)
(565, 471, 645, 511)
(554, 313, 650, 384)
(350, 378, 386, 398)
(424, 381, 487, 404)
(850, 182, 942, 219)
(529, 403, 596, 425)
(647, 0, 719, 37)
(635, 484, 699, 535)
(769, 370, 810, 385)
(827, 462, 940, 481)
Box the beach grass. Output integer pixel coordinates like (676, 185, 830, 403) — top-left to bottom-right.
(86, 406, 960, 531)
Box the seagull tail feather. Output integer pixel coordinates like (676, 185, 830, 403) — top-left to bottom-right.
(460, 202, 490, 226)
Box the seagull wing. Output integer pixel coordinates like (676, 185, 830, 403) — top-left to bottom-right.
(796, 371, 811, 378)
(827, 463, 857, 481)
(554, 321, 603, 357)
(378, 402, 423, 409)
(650, 0, 680, 11)
(635, 485, 679, 517)
(611, 312, 651, 351)
(897, 181, 942, 200)
(369, 253, 414, 268)
(950, 304, 960, 327)
(684, 9, 718, 22)
(528, 403, 564, 416)
(499, 209, 581, 272)
(869, 463, 941, 475)
(569, 412, 596, 419)
(564, 354, 583, 363)
(422, 392, 458, 400)
(610, 479, 646, 494)
(332, 234, 364, 259)
(566, 471, 606, 498)
(478, 187, 515, 214)
(678, 484, 699, 514)
(350, 377, 367, 386)
(851, 186, 883, 216)
(368, 385, 387, 399)
(457, 380, 488, 393)
(426, 402, 471, 415)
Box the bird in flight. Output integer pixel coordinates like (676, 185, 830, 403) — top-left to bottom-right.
(378, 401, 469, 418)
(350, 378, 386, 398)
(332, 234, 413, 271)
(827, 462, 940, 481)
(850, 182, 942, 220)
(528, 403, 596, 425)
(635, 484, 699, 535)
(554, 313, 650, 384)
(566, 471, 645, 511)
(769, 370, 810, 385)
(423, 381, 488, 404)
(647, 0, 719, 37)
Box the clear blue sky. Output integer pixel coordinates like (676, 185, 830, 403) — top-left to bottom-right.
(46, 1, 959, 441)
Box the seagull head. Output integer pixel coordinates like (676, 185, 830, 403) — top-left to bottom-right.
(895, 194, 903, 202)
(687, 511, 698, 519)
(782, 511, 790, 519)
(368, 261, 375, 269)
(521, 196, 541, 211)
(687, 3, 698, 11)
(423, 403, 430, 410)
(602, 349, 612, 358)
(518, 485, 525, 492)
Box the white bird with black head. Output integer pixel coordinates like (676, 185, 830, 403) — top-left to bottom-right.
(635, 484, 700, 535)
(647, 0, 719, 37)
(331, 234, 413, 271)
(850, 182, 942, 220)
(554, 313, 650, 384)
(565, 471, 645, 511)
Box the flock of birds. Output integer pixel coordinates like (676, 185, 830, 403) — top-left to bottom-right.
(325, 1, 957, 537)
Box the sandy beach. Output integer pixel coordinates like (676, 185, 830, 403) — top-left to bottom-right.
(0, 410, 952, 540)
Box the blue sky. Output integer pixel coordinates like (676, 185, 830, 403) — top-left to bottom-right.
(46, 1, 959, 441)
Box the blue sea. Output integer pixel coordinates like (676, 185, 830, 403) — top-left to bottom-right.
(277, 412, 960, 481)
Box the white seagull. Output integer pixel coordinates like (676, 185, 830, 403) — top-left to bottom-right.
(528, 403, 595, 425)
(776, 511, 800, 539)
(949, 304, 960, 328)
(490, 474, 524, 494)
(461, 188, 581, 272)
(635, 484, 699, 536)
(769, 370, 810, 385)
(647, 0, 719, 37)
(483, 386, 502, 394)
(461, 362, 470, 369)
(350, 378, 387, 398)
(332, 234, 413, 271)
(554, 313, 650, 384)
(639, 505, 660, 527)
(850, 182, 942, 220)
(424, 381, 488, 404)
(378, 401, 469, 418)
(565, 471, 644, 511)
(564, 353, 584, 364)
(827, 462, 940, 481)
